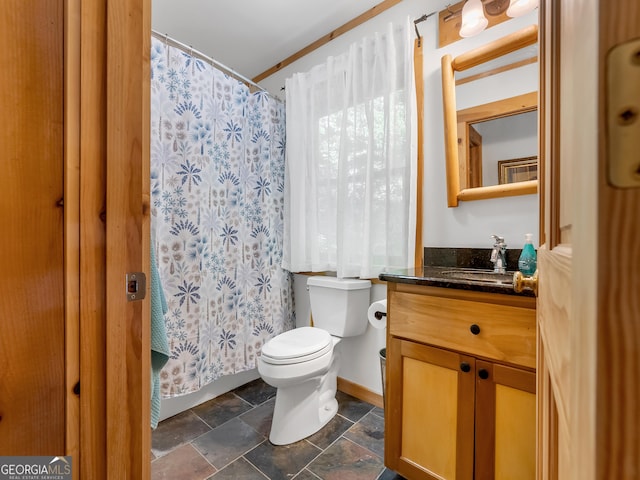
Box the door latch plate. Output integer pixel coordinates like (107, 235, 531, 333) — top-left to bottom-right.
(126, 272, 146, 301)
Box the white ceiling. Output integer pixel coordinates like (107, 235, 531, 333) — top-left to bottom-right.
(152, 0, 384, 81)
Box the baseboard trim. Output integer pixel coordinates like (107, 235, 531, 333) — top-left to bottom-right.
(337, 377, 384, 409)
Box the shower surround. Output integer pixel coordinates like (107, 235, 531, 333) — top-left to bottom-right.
(150, 37, 294, 397)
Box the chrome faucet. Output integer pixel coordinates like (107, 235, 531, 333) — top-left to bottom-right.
(490, 235, 507, 274)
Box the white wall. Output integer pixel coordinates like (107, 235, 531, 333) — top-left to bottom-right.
(474, 111, 538, 186)
(260, 1, 540, 394)
(260, 0, 539, 250)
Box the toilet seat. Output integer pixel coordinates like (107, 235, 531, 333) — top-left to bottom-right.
(260, 327, 332, 365)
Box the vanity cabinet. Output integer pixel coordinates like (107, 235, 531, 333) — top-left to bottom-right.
(384, 282, 536, 480)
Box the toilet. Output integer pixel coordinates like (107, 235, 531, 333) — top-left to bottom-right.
(257, 276, 371, 445)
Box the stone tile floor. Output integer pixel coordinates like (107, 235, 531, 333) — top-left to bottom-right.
(151, 378, 404, 480)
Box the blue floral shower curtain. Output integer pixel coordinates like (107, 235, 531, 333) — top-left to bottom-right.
(150, 37, 294, 397)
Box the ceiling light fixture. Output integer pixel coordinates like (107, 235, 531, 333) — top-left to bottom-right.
(484, 0, 510, 16)
(459, 0, 489, 38)
(506, 0, 539, 17)
(457, 0, 538, 38)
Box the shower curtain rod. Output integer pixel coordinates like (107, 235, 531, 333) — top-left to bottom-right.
(413, 10, 438, 40)
(151, 30, 269, 94)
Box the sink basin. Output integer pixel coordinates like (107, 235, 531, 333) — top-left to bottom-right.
(440, 268, 514, 285)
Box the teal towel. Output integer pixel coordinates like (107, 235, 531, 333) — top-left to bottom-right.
(150, 240, 170, 429)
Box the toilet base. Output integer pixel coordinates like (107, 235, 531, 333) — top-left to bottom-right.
(267, 352, 340, 445)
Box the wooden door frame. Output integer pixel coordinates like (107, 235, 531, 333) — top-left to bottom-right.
(65, 0, 150, 477)
(538, 1, 640, 478)
(595, 2, 640, 478)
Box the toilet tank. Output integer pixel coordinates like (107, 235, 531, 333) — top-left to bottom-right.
(307, 276, 371, 337)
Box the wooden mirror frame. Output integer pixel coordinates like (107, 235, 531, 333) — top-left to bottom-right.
(441, 24, 539, 207)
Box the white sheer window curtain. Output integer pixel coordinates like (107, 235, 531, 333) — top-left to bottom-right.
(283, 18, 417, 279)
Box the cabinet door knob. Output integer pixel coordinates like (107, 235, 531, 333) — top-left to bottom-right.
(478, 369, 490, 380)
(460, 362, 471, 373)
(470, 324, 481, 335)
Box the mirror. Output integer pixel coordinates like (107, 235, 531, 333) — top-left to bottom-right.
(441, 25, 539, 207)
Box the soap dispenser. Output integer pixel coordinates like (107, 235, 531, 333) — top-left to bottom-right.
(518, 233, 537, 276)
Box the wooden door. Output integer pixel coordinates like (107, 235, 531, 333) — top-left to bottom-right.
(66, 0, 150, 476)
(0, 0, 66, 455)
(386, 337, 475, 480)
(537, 1, 640, 478)
(537, 0, 593, 476)
(71, 0, 150, 475)
(475, 361, 536, 480)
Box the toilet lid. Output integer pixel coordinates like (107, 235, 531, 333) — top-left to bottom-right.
(260, 327, 332, 365)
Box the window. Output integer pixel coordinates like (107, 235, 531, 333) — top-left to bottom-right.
(283, 19, 417, 278)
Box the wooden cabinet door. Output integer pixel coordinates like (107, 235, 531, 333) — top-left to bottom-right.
(475, 361, 536, 480)
(0, 0, 65, 455)
(386, 337, 475, 480)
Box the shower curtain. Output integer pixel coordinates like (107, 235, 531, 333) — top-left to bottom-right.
(150, 37, 294, 397)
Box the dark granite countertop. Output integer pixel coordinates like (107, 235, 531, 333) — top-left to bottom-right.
(378, 247, 536, 297)
(379, 266, 534, 297)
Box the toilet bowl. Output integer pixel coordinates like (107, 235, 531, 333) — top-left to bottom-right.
(257, 276, 371, 445)
(258, 327, 340, 445)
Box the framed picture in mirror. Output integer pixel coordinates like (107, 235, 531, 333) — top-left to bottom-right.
(498, 156, 538, 184)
